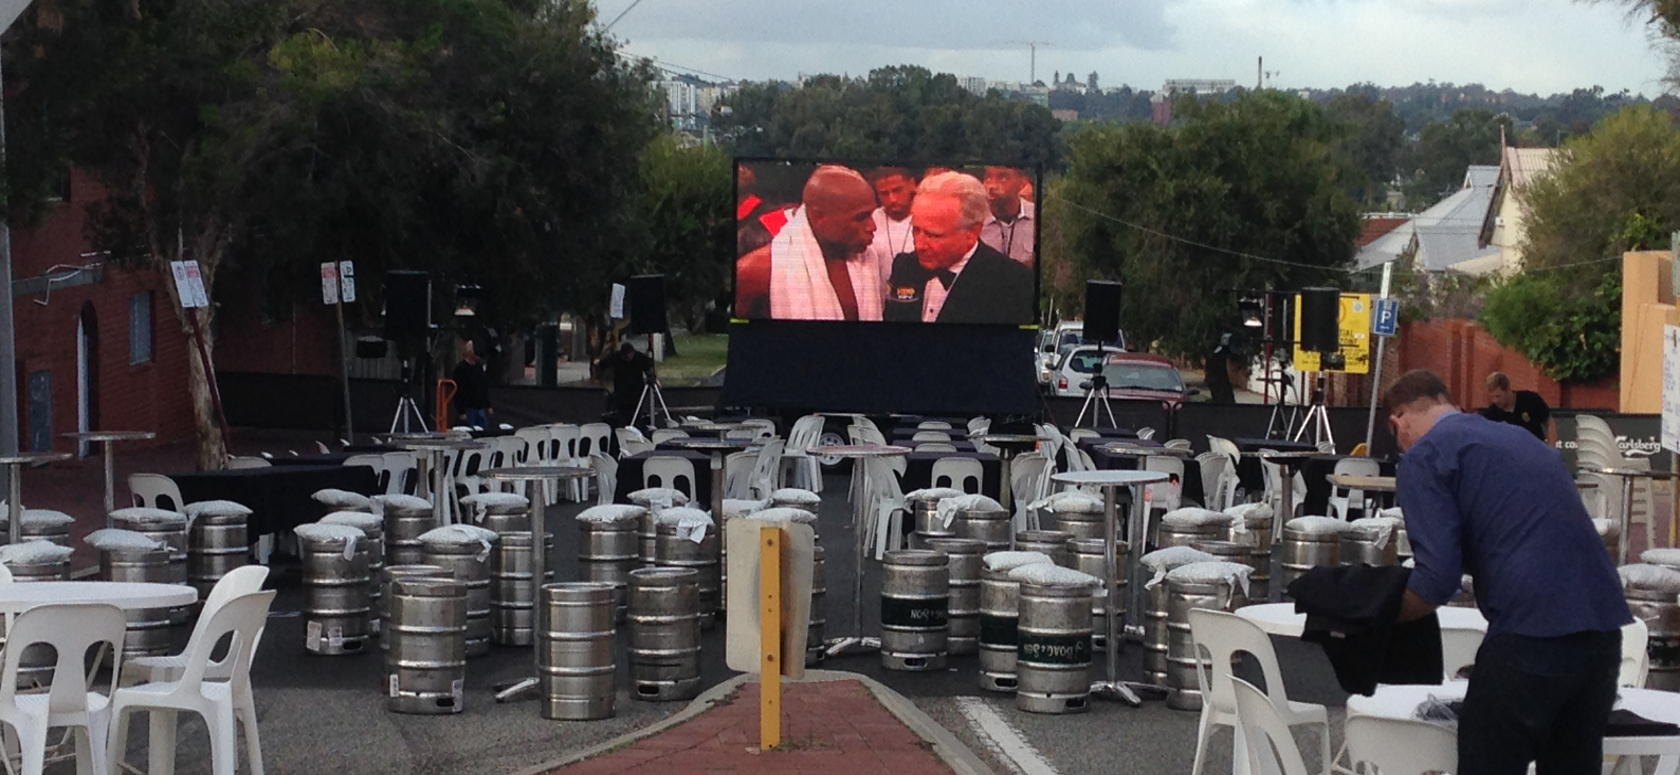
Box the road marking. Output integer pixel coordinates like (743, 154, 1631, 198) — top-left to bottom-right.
(953, 696, 1060, 775)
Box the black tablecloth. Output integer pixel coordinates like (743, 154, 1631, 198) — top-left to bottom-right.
(172, 464, 378, 536)
(1069, 427, 1139, 440)
(1088, 444, 1207, 508)
(1233, 437, 1319, 453)
(890, 427, 965, 442)
(616, 450, 715, 506)
(268, 454, 356, 466)
(900, 451, 1001, 499)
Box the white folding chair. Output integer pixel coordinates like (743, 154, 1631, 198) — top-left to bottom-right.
(128, 473, 186, 512)
(1440, 626, 1485, 681)
(1343, 715, 1457, 775)
(224, 456, 270, 469)
(577, 423, 613, 460)
(931, 457, 984, 494)
(1232, 678, 1313, 775)
(1188, 610, 1330, 775)
(109, 590, 275, 775)
(1622, 618, 1650, 688)
(1326, 457, 1382, 520)
(642, 456, 699, 503)
(589, 452, 618, 507)
(0, 603, 128, 775)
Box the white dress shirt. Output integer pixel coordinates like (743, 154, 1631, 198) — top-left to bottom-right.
(981, 199, 1035, 266)
(872, 209, 915, 263)
(922, 244, 979, 323)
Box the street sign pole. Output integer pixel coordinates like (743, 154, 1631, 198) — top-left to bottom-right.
(1364, 263, 1396, 452)
(330, 262, 357, 445)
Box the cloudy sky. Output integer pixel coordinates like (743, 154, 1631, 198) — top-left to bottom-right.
(605, 0, 1673, 96)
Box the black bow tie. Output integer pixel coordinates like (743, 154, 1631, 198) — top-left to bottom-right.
(930, 268, 956, 289)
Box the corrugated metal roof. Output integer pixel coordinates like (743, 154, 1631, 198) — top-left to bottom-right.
(1503, 147, 1557, 189)
(1354, 165, 1501, 271)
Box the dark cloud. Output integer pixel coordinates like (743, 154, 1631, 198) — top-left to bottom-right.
(608, 0, 1178, 52)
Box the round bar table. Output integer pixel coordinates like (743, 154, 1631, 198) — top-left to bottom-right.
(479, 465, 594, 704)
(60, 430, 156, 521)
(1051, 468, 1170, 707)
(392, 437, 486, 528)
(1327, 473, 1399, 514)
(808, 444, 911, 657)
(1, 452, 73, 545)
(975, 434, 1050, 515)
(1235, 601, 1487, 638)
(0, 580, 198, 613)
(1595, 467, 1675, 565)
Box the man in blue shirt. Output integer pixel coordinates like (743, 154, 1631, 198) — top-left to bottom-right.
(1387, 369, 1629, 775)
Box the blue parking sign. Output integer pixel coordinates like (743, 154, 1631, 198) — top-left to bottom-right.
(1372, 298, 1400, 337)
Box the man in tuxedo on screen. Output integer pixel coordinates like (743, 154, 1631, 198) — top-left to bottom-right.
(734, 165, 886, 321)
(882, 171, 1034, 325)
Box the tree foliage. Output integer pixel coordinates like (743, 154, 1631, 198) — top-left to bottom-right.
(1400, 108, 1511, 209)
(629, 137, 734, 334)
(713, 66, 1063, 166)
(6, 0, 662, 466)
(1048, 91, 1362, 357)
(1324, 94, 1406, 207)
(1480, 105, 1680, 382)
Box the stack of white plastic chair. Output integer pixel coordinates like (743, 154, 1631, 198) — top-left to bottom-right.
(1325, 457, 1383, 521)
(779, 415, 826, 493)
(1009, 452, 1052, 531)
(1258, 452, 1306, 521)
(1576, 415, 1652, 544)
(746, 439, 787, 499)
(1195, 452, 1233, 511)
(863, 457, 909, 560)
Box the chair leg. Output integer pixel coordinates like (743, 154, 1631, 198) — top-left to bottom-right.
(1188, 710, 1212, 775)
(149, 709, 179, 775)
(1316, 721, 1331, 775)
(204, 704, 238, 775)
(237, 698, 264, 775)
(72, 726, 94, 775)
(18, 718, 46, 775)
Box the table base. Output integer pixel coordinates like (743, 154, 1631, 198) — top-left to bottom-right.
(824, 636, 881, 658)
(493, 677, 541, 703)
(1089, 681, 1165, 706)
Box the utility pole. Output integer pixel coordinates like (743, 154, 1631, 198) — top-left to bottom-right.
(1257, 57, 1262, 91)
(995, 40, 1054, 84)
(0, 9, 24, 493)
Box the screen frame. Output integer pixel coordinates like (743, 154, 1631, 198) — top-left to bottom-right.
(731, 155, 1045, 328)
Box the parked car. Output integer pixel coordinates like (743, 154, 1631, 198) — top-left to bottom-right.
(1096, 353, 1199, 409)
(1047, 344, 1127, 397)
(1037, 323, 1127, 388)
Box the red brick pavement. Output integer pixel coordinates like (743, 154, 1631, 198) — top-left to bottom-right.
(553, 679, 953, 775)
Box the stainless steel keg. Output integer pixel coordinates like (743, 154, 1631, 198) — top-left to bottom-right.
(188, 512, 248, 601)
(300, 528, 372, 655)
(1015, 530, 1074, 567)
(578, 516, 641, 620)
(880, 550, 949, 671)
(100, 546, 178, 657)
(1071, 538, 1128, 651)
(926, 538, 985, 656)
(654, 522, 721, 630)
(628, 567, 702, 702)
(385, 576, 467, 714)
(1016, 580, 1096, 714)
(955, 506, 1011, 551)
(1164, 567, 1249, 711)
(979, 566, 1022, 691)
(491, 531, 537, 646)
(421, 533, 497, 657)
(538, 582, 617, 720)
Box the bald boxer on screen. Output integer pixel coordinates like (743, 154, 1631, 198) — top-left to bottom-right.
(734, 165, 888, 321)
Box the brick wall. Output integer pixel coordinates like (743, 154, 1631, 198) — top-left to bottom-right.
(213, 291, 342, 377)
(1395, 318, 1619, 411)
(11, 171, 198, 453)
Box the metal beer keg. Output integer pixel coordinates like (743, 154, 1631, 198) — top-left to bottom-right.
(880, 550, 949, 671)
(1164, 561, 1252, 711)
(295, 523, 372, 655)
(538, 582, 617, 720)
(385, 576, 468, 714)
(1072, 538, 1128, 651)
(628, 567, 701, 702)
(926, 538, 985, 656)
(1013, 566, 1099, 714)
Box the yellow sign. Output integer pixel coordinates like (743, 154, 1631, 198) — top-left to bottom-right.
(1292, 293, 1372, 374)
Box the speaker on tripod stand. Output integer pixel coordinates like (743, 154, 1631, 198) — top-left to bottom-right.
(626, 274, 674, 429)
(1294, 287, 1340, 447)
(1075, 280, 1123, 428)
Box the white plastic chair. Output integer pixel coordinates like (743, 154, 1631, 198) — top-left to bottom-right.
(778, 415, 825, 493)
(642, 456, 699, 503)
(1067, 428, 1099, 443)
(723, 451, 757, 500)
(1143, 455, 1185, 516)
(380, 452, 418, 496)
(129, 473, 186, 512)
(1326, 457, 1382, 520)
(1009, 453, 1051, 531)
(1232, 677, 1312, 775)
(1259, 454, 1306, 519)
(966, 417, 990, 435)
(121, 565, 271, 686)
(589, 452, 618, 507)
(911, 430, 951, 442)
(746, 439, 787, 499)
(1440, 626, 1484, 681)
(1188, 610, 1330, 775)
(649, 429, 688, 445)
(847, 425, 886, 447)
(614, 426, 646, 458)
(916, 442, 959, 454)
(1343, 715, 1457, 775)
(1164, 439, 1192, 451)
(0, 602, 128, 775)
(620, 437, 654, 457)
(1136, 427, 1157, 441)
(1195, 452, 1231, 511)
(931, 457, 984, 494)
(1622, 618, 1650, 688)
(577, 423, 613, 460)
(917, 421, 952, 431)
(864, 457, 909, 560)
(548, 425, 584, 501)
(224, 456, 270, 469)
(109, 590, 275, 775)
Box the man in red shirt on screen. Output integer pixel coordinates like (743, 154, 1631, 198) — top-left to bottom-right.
(735, 165, 887, 321)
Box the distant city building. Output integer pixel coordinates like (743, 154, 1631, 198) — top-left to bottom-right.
(1087, 71, 1099, 93)
(1160, 79, 1237, 96)
(1150, 91, 1172, 126)
(658, 76, 702, 130)
(1052, 109, 1079, 121)
(960, 76, 989, 96)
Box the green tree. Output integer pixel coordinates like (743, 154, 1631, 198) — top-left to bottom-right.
(1400, 108, 1511, 209)
(1481, 105, 1680, 381)
(7, 0, 660, 467)
(1048, 91, 1362, 357)
(631, 137, 734, 334)
(1325, 94, 1406, 206)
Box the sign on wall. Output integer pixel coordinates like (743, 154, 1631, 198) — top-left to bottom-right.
(1292, 292, 1372, 374)
(1663, 324, 1680, 453)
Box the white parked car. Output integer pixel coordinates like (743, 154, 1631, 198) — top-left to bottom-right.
(1047, 344, 1129, 397)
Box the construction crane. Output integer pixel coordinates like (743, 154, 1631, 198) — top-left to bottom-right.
(995, 40, 1054, 84)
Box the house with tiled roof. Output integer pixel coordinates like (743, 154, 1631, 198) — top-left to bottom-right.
(1476, 146, 1558, 277)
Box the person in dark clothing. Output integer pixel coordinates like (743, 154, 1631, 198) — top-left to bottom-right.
(1479, 371, 1551, 441)
(1204, 333, 1237, 404)
(1387, 369, 1630, 775)
(450, 338, 492, 428)
(597, 341, 655, 426)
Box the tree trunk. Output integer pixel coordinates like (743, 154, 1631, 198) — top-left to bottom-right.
(154, 256, 226, 471)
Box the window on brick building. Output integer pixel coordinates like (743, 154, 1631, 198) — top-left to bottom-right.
(129, 291, 153, 364)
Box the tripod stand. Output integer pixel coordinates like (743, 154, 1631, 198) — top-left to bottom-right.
(1074, 375, 1117, 428)
(389, 358, 431, 433)
(632, 378, 675, 430)
(1291, 374, 1334, 448)
(1264, 370, 1300, 439)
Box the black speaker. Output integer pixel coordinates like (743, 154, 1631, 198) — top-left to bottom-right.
(384, 271, 431, 339)
(1084, 280, 1122, 343)
(1298, 287, 1341, 353)
(628, 275, 668, 336)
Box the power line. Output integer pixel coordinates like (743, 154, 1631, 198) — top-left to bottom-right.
(602, 0, 648, 31)
(1048, 194, 1357, 273)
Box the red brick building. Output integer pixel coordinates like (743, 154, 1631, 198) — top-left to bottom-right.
(11, 171, 196, 455)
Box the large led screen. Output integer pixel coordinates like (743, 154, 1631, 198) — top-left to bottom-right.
(734, 160, 1040, 325)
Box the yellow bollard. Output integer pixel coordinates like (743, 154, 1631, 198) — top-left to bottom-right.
(759, 525, 782, 750)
